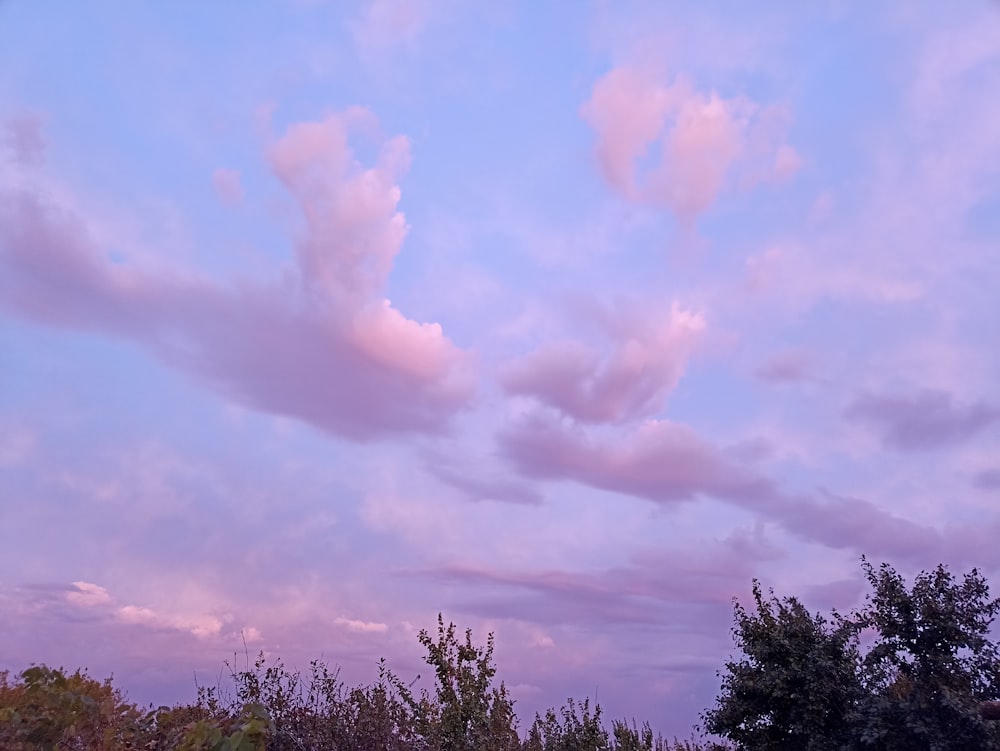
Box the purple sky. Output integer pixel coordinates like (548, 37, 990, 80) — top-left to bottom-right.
(2, 0, 1000, 737)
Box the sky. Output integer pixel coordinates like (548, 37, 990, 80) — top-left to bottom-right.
(1, 0, 1000, 738)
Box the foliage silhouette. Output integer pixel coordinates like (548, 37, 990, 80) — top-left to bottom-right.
(0, 614, 723, 749)
(705, 559, 1000, 751)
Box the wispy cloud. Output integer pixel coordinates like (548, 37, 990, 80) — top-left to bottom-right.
(211, 168, 244, 206)
(845, 389, 1000, 451)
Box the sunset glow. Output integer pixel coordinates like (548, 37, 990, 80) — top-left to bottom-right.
(2, 1, 999, 736)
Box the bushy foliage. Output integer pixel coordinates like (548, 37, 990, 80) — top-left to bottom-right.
(704, 582, 862, 750)
(221, 652, 426, 751)
(11, 564, 995, 750)
(705, 559, 1000, 751)
(418, 614, 520, 751)
(523, 698, 607, 751)
(0, 664, 268, 750)
(0, 664, 150, 750)
(214, 617, 715, 751)
(853, 559, 1000, 750)
(0, 614, 724, 750)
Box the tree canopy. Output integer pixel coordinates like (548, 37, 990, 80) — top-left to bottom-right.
(704, 559, 1000, 751)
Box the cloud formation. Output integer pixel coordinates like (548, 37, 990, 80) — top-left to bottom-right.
(212, 168, 244, 206)
(335, 616, 389, 633)
(754, 349, 817, 384)
(499, 416, 774, 506)
(3, 113, 45, 166)
(0, 111, 473, 440)
(501, 302, 704, 424)
(425, 461, 544, 506)
(973, 469, 1000, 490)
(498, 415, 957, 561)
(413, 528, 777, 627)
(581, 65, 799, 224)
(64, 582, 228, 639)
(351, 0, 436, 60)
(845, 389, 1000, 451)
(777, 491, 943, 560)
(66, 581, 112, 608)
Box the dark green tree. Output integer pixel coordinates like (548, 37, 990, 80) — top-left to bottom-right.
(703, 581, 862, 750)
(418, 614, 520, 751)
(522, 698, 609, 751)
(853, 559, 1000, 751)
(705, 561, 1000, 751)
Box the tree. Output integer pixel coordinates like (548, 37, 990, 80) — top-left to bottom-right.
(703, 581, 862, 751)
(0, 665, 154, 750)
(523, 698, 609, 751)
(705, 560, 1000, 751)
(853, 559, 1000, 751)
(418, 614, 520, 751)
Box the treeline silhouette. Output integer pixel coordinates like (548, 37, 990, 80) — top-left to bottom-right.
(3, 560, 1000, 750)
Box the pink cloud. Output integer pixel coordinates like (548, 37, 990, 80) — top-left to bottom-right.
(211, 168, 244, 206)
(753, 348, 817, 384)
(910, 13, 1000, 121)
(0, 423, 36, 467)
(777, 491, 944, 559)
(771, 144, 803, 180)
(334, 616, 389, 633)
(117, 604, 223, 639)
(741, 242, 926, 311)
(66, 581, 112, 608)
(413, 529, 776, 626)
(498, 415, 963, 560)
(845, 389, 1000, 451)
(579, 66, 682, 197)
(2, 580, 265, 704)
(3, 114, 45, 166)
(581, 65, 799, 224)
(498, 415, 774, 506)
(425, 461, 544, 506)
(0, 111, 473, 440)
(352, 0, 430, 56)
(268, 110, 405, 295)
(501, 302, 704, 424)
(62, 581, 230, 639)
(973, 469, 1000, 490)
